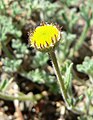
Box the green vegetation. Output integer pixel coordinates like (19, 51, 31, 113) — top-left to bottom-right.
(0, 0, 93, 119)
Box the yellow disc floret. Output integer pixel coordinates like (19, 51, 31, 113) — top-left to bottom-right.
(29, 23, 61, 52)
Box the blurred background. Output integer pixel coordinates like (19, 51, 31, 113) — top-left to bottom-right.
(0, 0, 93, 120)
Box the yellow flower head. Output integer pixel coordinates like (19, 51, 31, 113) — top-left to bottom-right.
(29, 22, 61, 52)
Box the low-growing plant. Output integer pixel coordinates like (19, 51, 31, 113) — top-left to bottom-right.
(77, 57, 93, 83)
(0, 0, 93, 119)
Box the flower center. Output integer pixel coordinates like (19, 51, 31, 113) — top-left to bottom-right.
(29, 23, 61, 51)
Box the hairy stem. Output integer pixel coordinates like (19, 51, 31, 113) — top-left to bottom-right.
(74, 22, 89, 52)
(0, 92, 42, 102)
(49, 51, 84, 114)
(49, 51, 69, 107)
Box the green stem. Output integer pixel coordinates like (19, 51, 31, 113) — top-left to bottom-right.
(0, 92, 42, 102)
(49, 51, 84, 114)
(1, 42, 14, 59)
(74, 22, 89, 52)
(49, 51, 69, 107)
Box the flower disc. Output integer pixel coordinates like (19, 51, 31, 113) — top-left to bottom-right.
(29, 23, 61, 52)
